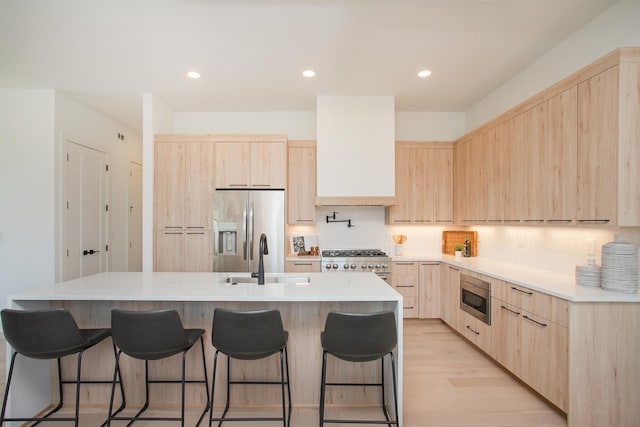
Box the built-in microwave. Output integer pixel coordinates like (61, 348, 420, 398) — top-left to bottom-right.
(460, 274, 491, 325)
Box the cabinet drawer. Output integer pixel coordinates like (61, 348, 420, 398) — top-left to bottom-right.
(284, 261, 320, 273)
(460, 311, 492, 353)
(402, 296, 419, 318)
(495, 280, 568, 327)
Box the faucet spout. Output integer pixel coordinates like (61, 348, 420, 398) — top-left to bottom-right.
(251, 233, 268, 285)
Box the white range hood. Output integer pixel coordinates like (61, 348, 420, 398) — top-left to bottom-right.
(316, 96, 396, 206)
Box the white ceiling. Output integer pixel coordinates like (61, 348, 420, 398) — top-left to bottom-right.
(0, 0, 618, 132)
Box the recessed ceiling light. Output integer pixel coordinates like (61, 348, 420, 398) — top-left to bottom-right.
(187, 71, 201, 79)
(302, 70, 316, 78)
(418, 69, 432, 78)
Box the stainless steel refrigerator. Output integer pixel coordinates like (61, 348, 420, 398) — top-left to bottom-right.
(212, 190, 284, 273)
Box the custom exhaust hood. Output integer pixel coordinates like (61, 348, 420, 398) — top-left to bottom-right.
(315, 96, 396, 206)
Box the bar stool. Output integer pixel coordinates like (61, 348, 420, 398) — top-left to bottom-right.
(319, 311, 399, 426)
(209, 308, 291, 427)
(106, 308, 210, 426)
(0, 308, 125, 427)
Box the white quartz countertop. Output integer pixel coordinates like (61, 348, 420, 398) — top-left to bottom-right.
(8, 272, 402, 303)
(392, 255, 640, 303)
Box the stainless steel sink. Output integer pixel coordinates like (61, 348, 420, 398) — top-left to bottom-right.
(222, 276, 310, 284)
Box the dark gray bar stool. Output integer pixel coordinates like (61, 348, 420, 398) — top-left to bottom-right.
(319, 311, 399, 426)
(209, 308, 291, 427)
(107, 308, 210, 426)
(0, 308, 125, 427)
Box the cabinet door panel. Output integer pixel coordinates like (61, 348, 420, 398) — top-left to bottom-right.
(419, 263, 440, 318)
(577, 66, 618, 223)
(287, 145, 316, 224)
(156, 232, 185, 272)
(490, 298, 522, 375)
(184, 231, 212, 272)
(251, 142, 286, 188)
(155, 143, 185, 229)
(501, 118, 523, 223)
(216, 142, 251, 188)
(185, 143, 215, 228)
(522, 103, 547, 222)
(388, 148, 413, 223)
(485, 127, 502, 222)
(413, 149, 434, 223)
(433, 149, 453, 223)
(546, 88, 577, 223)
(284, 261, 321, 273)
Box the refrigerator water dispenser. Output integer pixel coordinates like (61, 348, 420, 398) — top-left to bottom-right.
(218, 222, 238, 255)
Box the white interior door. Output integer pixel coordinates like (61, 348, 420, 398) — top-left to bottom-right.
(128, 161, 143, 271)
(64, 141, 108, 280)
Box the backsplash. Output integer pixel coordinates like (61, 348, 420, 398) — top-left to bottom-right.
(290, 209, 640, 278)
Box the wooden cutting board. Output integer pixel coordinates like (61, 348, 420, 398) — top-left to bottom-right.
(442, 230, 478, 256)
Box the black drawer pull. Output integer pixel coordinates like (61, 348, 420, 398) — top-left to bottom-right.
(522, 315, 547, 327)
(511, 286, 533, 295)
(465, 325, 480, 335)
(501, 305, 521, 315)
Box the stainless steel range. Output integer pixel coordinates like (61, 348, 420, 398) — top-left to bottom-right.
(321, 249, 391, 283)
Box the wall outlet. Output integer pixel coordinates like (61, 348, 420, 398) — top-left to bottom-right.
(585, 238, 596, 257)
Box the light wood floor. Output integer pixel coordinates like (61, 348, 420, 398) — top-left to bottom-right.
(0, 320, 567, 426)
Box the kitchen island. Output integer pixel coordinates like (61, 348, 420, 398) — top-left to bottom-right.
(6, 272, 403, 423)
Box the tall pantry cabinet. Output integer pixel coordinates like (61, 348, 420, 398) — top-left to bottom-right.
(155, 136, 216, 272)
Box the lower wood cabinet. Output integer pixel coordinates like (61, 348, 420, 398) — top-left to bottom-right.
(459, 311, 491, 354)
(284, 260, 321, 273)
(156, 230, 212, 272)
(391, 262, 419, 318)
(440, 265, 460, 329)
(419, 262, 440, 318)
(490, 279, 568, 412)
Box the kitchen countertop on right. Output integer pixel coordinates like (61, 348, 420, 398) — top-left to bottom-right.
(392, 254, 640, 303)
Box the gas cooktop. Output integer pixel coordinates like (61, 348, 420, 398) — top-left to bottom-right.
(321, 249, 388, 258)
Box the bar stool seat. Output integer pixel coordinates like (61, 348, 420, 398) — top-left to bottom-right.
(319, 311, 399, 426)
(106, 308, 210, 426)
(209, 308, 291, 427)
(0, 308, 125, 427)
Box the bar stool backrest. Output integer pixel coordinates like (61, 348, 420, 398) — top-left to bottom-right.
(321, 311, 397, 362)
(212, 308, 287, 360)
(1, 308, 85, 359)
(111, 309, 189, 360)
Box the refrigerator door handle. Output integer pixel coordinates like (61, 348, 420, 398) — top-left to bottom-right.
(242, 203, 248, 261)
(248, 202, 255, 261)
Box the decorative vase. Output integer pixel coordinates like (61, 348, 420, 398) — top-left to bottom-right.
(455, 250, 462, 257)
(601, 234, 639, 293)
(394, 244, 404, 256)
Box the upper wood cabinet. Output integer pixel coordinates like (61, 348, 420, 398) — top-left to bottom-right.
(287, 141, 316, 224)
(216, 140, 286, 189)
(387, 142, 453, 225)
(577, 66, 618, 225)
(155, 140, 215, 230)
(454, 48, 640, 227)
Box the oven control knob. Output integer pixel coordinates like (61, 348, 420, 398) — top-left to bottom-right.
(351, 264, 357, 269)
(343, 264, 349, 269)
(332, 264, 338, 269)
(382, 264, 388, 269)
(375, 264, 381, 269)
(368, 264, 374, 269)
(361, 264, 367, 269)
(326, 264, 332, 270)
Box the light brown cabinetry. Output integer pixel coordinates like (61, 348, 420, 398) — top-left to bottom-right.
(154, 140, 215, 272)
(577, 66, 618, 224)
(454, 48, 640, 227)
(418, 262, 440, 318)
(287, 141, 316, 224)
(284, 260, 321, 273)
(491, 279, 568, 411)
(459, 310, 492, 353)
(387, 142, 453, 224)
(216, 141, 286, 189)
(440, 265, 460, 329)
(391, 261, 419, 318)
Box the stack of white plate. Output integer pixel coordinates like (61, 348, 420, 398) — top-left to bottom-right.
(575, 260, 601, 287)
(601, 234, 639, 293)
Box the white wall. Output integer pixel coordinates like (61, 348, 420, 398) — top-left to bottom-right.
(54, 93, 142, 277)
(0, 89, 55, 308)
(466, 0, 640, 131)
(142, 94, 174, 272)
